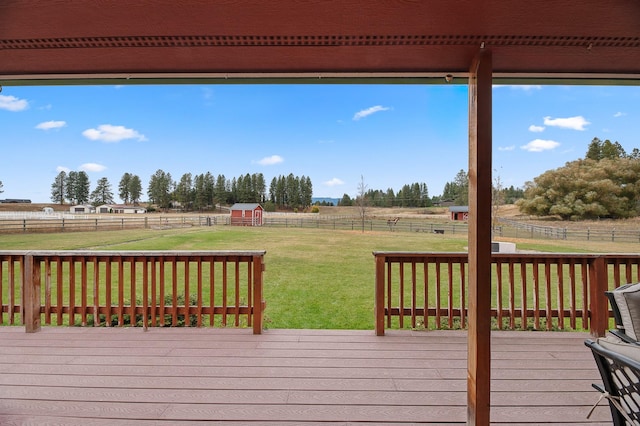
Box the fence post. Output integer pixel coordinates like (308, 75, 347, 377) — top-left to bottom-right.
(252, 254, 264, 335)
(23, 254, 41, 333)
(589, 256, 608, 338)
(374, 253, 386, 336)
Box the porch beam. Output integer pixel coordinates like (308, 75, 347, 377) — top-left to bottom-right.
(467, 48, 493, 426)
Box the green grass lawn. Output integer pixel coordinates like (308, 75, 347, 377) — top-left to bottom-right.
(0, 226, 630, 329)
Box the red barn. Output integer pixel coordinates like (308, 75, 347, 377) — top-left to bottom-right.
(230, 203, 264, 226)
(449, 206, 469, 221)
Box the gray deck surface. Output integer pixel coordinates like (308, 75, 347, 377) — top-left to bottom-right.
(0, 327, 610, 425)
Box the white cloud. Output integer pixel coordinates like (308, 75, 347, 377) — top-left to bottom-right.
(0, 95, 29, 112)
(498, 145, 515, 151)
(614, 111, 626, 117)
(257, 155, 284, 166)
(82, 124, 147, 142)
(36, 120, 67, 130)
(353, 105, 390, 121)
(80, 163, 107, 172)
(528, 124, 545, 133)
(521, 139, 560, 152)
(543, 116, 590, 131)
(56, 166, 71, 173)
(324, 178, 344, 187)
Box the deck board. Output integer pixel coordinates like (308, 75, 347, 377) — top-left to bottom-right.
(0, 327, 612, 425)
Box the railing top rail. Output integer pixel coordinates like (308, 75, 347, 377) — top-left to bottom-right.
(0, 250, 267, 257)
(373, 251, 640, 260)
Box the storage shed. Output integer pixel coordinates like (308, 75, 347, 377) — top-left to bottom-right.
(70, 205, 94, 214)
(97, 204, 147, 214)
(230, 203, 263, 226)
(449, 206, 469, 221)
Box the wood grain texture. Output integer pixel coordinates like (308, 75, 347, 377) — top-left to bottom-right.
(0, 327, 610, 424)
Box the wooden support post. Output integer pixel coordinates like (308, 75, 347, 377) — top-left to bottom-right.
(374, 253, 386, 336)
(589, 256, 608, 338)
(252, 255, 264, 335)
(467, 48, 493, 426)
(23, 254, 42, 333)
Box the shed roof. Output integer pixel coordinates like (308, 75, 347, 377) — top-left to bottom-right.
(449, 206, 469, 213)
(230, 203, 263, 211)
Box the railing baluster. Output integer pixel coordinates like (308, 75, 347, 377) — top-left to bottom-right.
(435, 261, 441, 329)
(44, 258, 52, 325)
(386, 261, 392, 329)
(159, 259, 165, 327)
(447, 260, 453, 328)
(184, 257, 190, 326)
(142, 258, 148, 329)
(81, 258, 88, 326)
(117, 257, 124, 326)
(235, 260, 240, 327)
(197, 259, 203, 327)
(411, 261, 417, 329)
(533, 259, 540, 330)
(508, 260, 515, 330)
(105, 257, 112, 327)
(569, 259, 577, 330)
(423, 261, 429, 329)
(69, 259, 75, 326)
(545, 261, 552, 330)
(557, 261, 565, 330)
(171, 257, 178, 326)
(581, 260, 589, 329)
(496, 259, 503, 330)
(9, 257, 16, 325)
(222, 260, 228, 327)
(459, 259, 466, 329)
(398, 261, 404, 329)
(209, 258, 215, 327)
(520, 262, 527, 330)
(0, 257, 4, 325)
(92, 257, 99, 326)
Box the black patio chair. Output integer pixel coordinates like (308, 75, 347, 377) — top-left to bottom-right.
(605, 290, 638, 344)
(585, 338, 640, 425)
(605, 283, 640, 345)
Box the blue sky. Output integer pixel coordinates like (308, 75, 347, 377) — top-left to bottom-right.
(1, 83, 638, 203)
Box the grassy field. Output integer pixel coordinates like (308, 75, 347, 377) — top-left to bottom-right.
(0, 226, 635, 329)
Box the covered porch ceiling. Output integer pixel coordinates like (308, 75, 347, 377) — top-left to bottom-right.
(1, 0, 639, 85)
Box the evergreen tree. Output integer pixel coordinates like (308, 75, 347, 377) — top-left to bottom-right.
(128, 175, 142, 204)
(175, 173, 193, 209)
(90, 177, 114, 205)
(65, 171, 78, 204)
(147, 169, 174, 209)
(118, 173, 132, 203)
(50, 171, 67, 204)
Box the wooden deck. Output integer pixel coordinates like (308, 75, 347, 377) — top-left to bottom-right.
(0, 327, 610, 425)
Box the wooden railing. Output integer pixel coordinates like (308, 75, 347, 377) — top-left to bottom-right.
(374, 252, 640, 336)
(0, 250, 266, 334)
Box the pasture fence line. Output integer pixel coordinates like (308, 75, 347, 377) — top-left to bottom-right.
(1, 213, 638, 244)
(497, 217, 640, 243)
(1, 250, 266, 334)
(374, 252, 640, 337)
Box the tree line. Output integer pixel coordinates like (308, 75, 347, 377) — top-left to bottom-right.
(337, 171, 523, 209)
(517, 137, 640, 220)
(49, 169, 314, 212)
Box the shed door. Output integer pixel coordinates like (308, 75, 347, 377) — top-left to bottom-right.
(254, 209, 262, 226)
